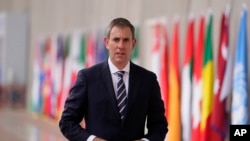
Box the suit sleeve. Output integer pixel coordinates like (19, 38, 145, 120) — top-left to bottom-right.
(144, 73, 168, 141)
(59, 70, 90, 141)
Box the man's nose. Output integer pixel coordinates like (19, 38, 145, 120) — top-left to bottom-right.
(118, 41, 125, 49)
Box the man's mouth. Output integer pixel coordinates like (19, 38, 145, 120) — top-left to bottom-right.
(116, 52, 125, 55)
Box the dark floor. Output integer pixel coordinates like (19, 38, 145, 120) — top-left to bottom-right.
(0, 107, 67, 141)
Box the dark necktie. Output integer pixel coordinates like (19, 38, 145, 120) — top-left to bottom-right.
(116, 71, 127, 119)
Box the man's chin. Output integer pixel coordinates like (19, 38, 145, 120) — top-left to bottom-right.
(114, 60, 128, 67)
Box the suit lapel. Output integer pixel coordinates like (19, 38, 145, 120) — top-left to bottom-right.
(123, 62, 142, 123)
(100, 62, 121, 119)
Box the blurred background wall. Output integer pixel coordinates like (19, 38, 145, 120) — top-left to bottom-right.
(0, 0, 249, 122)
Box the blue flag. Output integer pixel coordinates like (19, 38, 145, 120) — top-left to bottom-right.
(95, 29, 108, 64)
(232, 7, 249, 125)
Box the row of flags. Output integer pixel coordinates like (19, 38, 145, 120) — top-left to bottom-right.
(30, 27, 139, 120)
(148, 5, 248, 141)
(30, 5, 249, 141)
(31, 31, 106, 119)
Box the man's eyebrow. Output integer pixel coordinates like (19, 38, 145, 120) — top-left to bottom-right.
(112, 37, 130, 39)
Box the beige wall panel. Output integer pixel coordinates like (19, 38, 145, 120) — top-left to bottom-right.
(0, 0, 29, 13)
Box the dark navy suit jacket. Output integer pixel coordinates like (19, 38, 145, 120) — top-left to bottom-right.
(59, 61, 168, 141)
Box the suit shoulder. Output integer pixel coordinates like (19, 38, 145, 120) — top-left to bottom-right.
(131, 63, 157, 77)
(78, 61, 106, 75)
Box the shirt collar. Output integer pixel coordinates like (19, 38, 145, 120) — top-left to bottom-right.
(108, 58, 130, 74)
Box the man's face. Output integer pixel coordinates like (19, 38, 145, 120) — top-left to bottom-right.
(104, 26, 136, 69)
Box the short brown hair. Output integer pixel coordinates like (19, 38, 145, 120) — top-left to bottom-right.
(106, 17, 135, 39)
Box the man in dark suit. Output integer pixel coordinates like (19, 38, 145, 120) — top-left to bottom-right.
(59, 17, 168, 141)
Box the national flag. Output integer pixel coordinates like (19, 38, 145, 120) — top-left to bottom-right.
(31, 38, 44, 113)
(231, 6, 248, 125)
(41, 37, 54, 117)
(160, 21, 169, 120)
(210, 6, 230, 141)
(59, 34, 72, 116)
(132, 26, 140, 64)
(70, 30, 83, 83)
(95, 29, 107, 64)
(31, 40, 40, 112)
(191, 14, 205, 141)
(181, 14, 194, 141)
(79, 33, 86, 67)
(49, 35, 58, 118)
(55, 34, 65, 120)
(151, 23, 161, 78)
(218, 22, 234, 140)
(167, 16, 181, 141)
(86, 32, 96, 67)
(200, 11, 214, 141)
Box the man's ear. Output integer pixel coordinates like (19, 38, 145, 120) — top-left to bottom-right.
(132, 38, 137, 49)
(104, 37, 109, 49)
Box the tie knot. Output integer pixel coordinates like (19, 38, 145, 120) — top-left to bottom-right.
(117, 71, 125, 78)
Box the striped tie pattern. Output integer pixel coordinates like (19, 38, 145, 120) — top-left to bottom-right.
(116, 71, 127, 119)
